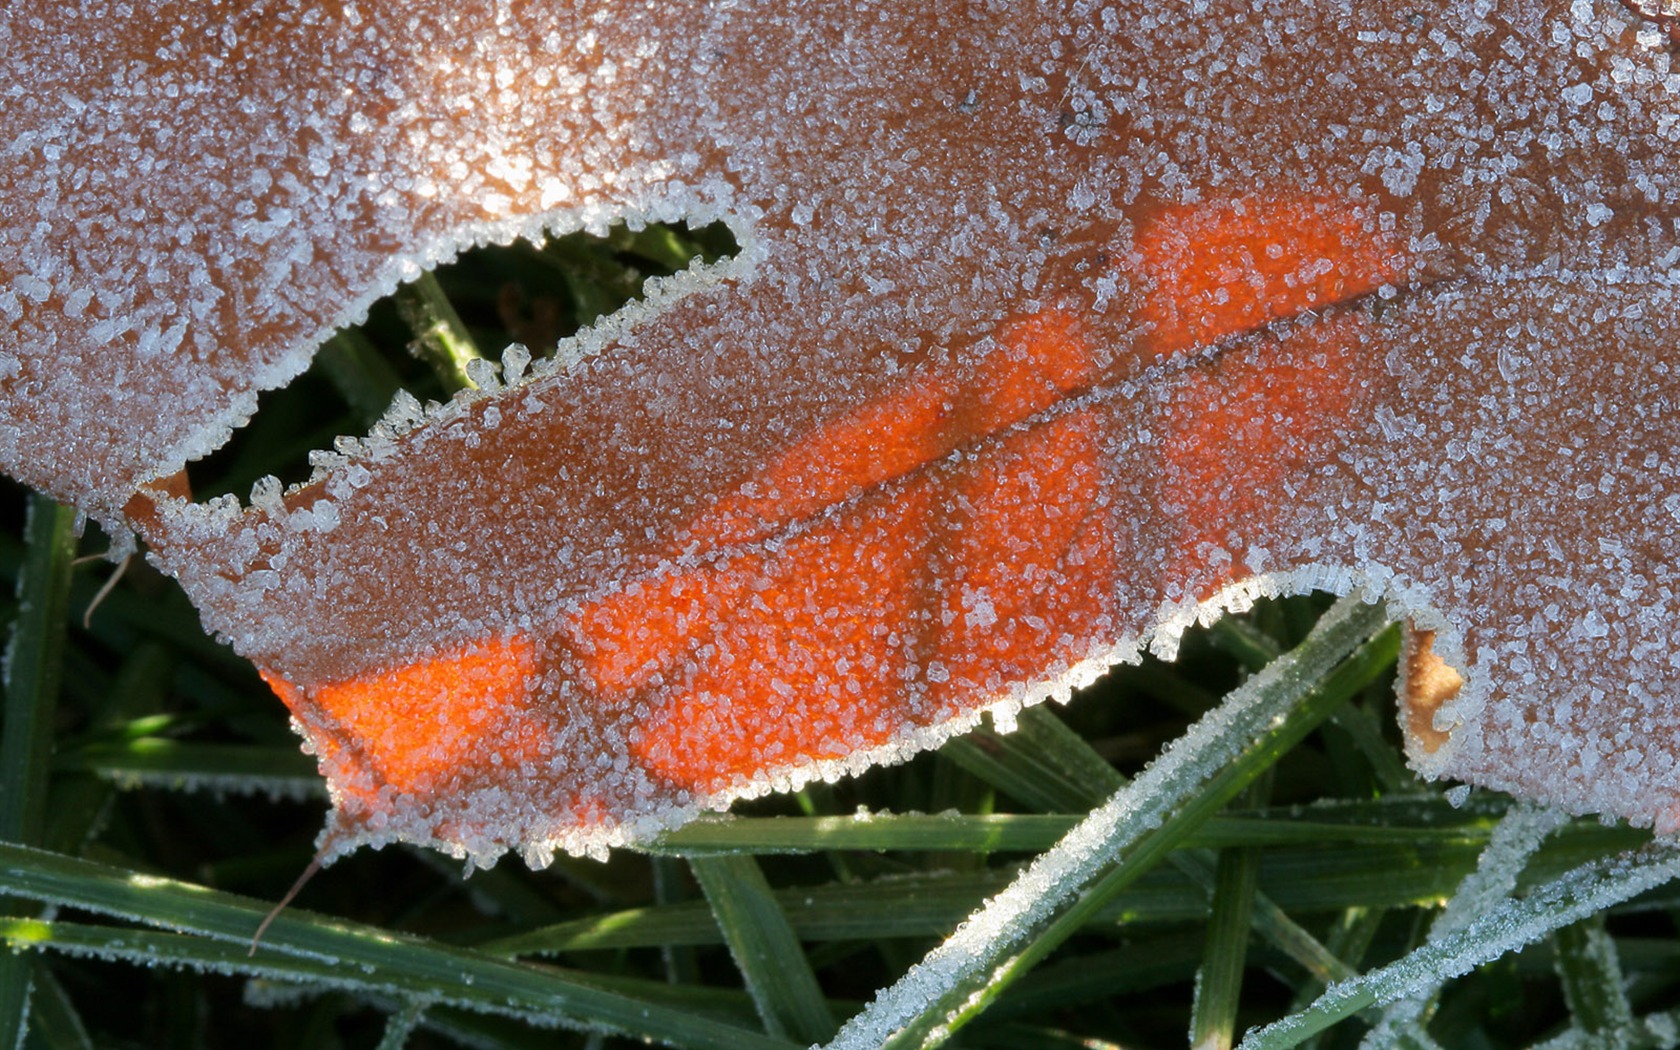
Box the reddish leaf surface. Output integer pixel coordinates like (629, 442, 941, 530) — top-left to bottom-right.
(2, 1, 1677, 864)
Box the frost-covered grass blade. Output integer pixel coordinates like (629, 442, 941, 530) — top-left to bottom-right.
(829, 593, 1395, 1048)
(689, 853, 837, 1042)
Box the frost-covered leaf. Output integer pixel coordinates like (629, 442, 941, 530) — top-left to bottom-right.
(0, 1, 1677, 866)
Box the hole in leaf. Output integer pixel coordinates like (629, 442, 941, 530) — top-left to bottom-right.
(186, 219, 738, 504)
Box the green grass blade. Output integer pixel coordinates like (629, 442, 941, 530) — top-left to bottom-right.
(983, 935, 1203, 1017)
(1207, 617, 1281, 670)
(656, 812, 1081, 854)
(1361, 804, 1572, 1046)
(1191, 774, 1271, 1050)
(395, 270, 483, 390)
(0, 843, 800, 1050)
(0, 497, 76, 845)
(690, 854, 837, 1043)
(315, 328, 403, 428)
(373, 999, 428, 1050)
(1235, 884, 1354, 989)
(946, 676, 1369, 990)
(1288, 905, 1385, 1022)
(943, 692, 1359, 987)
(653, 855, 703, 985)
(487, 813, 1641, 959)
(908, 612, 1401, 1045)
(649, 807, 1499, 856)
(0, 495, 77, 1049)
(25, 963, 91, 1050)
(942, 703, 1124, 813)
(54, 739, 322, 799)
(484, 870, 1015, 955)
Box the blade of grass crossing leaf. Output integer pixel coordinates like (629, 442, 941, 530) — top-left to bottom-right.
(946, 669, 1357, 988)
(828, 594, 1392, 1050)
(1191, 771, 1272, 1050)
(650, 811, 1488, 856)
(650, 800, 1513, 856)
(897, 615, 1402, 1046)
(1552, 914, 1636, 1043)
(689, 854, 837, 1043)
(1239, 846, 1680, 1050)
(0, 496, 76, 1050)
(653, 812, 1072, 855)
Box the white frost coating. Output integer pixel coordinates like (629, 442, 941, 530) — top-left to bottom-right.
(1240, 847, 1680, 1049)
(97, 768, 325, 805)
(1434, 806, 1573, 936)
(824, 595, 1386, 1050)
(5, 929, 598, 1039)
(6, 1, 1680, 871)
(1358, 805, 1570, 1048)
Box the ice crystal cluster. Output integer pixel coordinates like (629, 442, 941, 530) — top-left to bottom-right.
(1, 0, 1677, 864)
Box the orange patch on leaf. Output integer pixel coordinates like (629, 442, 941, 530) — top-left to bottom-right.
(967, 308, 1094, 433)
(685, 374, 952, 548)
(1136, 196, 1402, 355)
(685, 308, 1095, 549)
(565, 566, 754, 697)
(1159, 315, 1375, 594)
(262, 636, 541, 796)
(270, 200, 1399, 823)
(634, 480, 938, 789)
(934, 407, 1114, 697)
